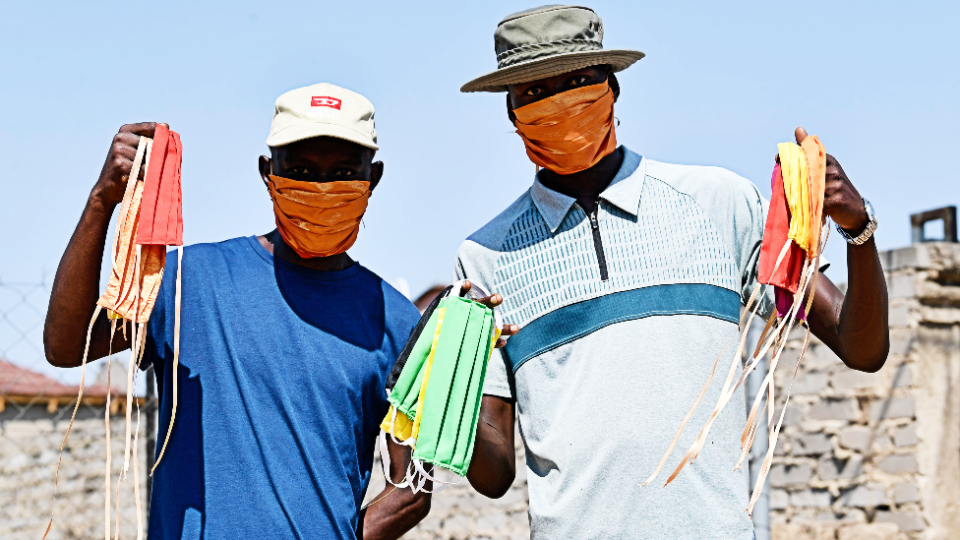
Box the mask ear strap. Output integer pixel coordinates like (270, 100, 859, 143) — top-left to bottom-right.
(112, 137, 150, 265)
(454, 279, 503, 332)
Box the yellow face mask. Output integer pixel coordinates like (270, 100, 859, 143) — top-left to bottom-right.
(777, 136, 826, 256)
(267, 174, 371, 258)
(512, 81, 618, 175)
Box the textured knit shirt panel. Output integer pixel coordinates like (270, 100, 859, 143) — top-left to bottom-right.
(454, 147, 773, 540)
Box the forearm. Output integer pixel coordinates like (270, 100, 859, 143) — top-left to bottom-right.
(836, 237, 889, 370)
(361, 440, 430, 540)
(466, 396, 516, 498)
(360, 486, 430, 540)
(810, 237, 889, 372)
(43, 191, 123, 367)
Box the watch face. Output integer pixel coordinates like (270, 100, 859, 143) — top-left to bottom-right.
(863, 199, 876, 222)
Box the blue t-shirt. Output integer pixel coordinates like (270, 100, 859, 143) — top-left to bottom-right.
(144, 236, 420, 540)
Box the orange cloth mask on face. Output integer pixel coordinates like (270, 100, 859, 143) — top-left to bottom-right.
(267, 174, 371, 258)
(512, 81, 618, 175)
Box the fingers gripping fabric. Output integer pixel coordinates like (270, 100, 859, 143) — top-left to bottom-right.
(643, 136, 829, 516)
(380, 283, 500, 493)
(45, 128, 185, 540)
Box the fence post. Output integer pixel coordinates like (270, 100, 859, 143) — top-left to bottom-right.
(145, 364, 157, 519)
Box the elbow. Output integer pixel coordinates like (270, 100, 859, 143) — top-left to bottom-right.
(44, 346, 75, 369)
(843, 338, 890, 374)
(43, 324, 84, 368)
(43, 332, 71, 368)
(409, 493, 431, 522)
(483, 483, 513, 500)
(470, 470, 515, 499)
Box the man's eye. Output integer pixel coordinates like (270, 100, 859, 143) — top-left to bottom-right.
(569, 76, 589, 87)
(291, 167, 309, 175)
(524, 86, 543, 97)
(335, 169, 355, 177)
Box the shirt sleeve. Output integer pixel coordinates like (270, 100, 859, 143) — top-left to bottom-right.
(741, 191, 776, 319)
(454, 254, 515, 401)
(142, 248, 176, 371)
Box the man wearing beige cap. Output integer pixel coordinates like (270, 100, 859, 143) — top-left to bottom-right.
(44, 83, 438, 539)
(455, 5, 890, 539)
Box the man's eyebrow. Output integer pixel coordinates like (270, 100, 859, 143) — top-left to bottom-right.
(331, 156, 369, 167)
(280, 155, 366, 168)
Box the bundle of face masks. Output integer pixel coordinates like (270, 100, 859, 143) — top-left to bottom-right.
(642, 136, 829, 516)
(46, 125, 184, 540)
(379, 282, 502, 493)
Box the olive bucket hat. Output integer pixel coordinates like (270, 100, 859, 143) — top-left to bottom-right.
(460, 5, 645, 93)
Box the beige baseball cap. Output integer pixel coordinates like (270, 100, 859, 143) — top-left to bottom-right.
(266, 82, 378, 150)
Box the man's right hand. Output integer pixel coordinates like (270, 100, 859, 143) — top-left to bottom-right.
(92, 123, 158, 207)
(44, 123, 162, 367)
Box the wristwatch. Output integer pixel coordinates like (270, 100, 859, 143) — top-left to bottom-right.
(836, 197, 878, 246)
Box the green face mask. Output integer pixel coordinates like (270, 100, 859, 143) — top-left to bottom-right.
(380, 282, 501, 493)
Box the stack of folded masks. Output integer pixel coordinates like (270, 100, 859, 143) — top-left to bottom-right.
(379, 282, 502, 494)
(643, 135, 829, 516)
(46, 125, 184, 540)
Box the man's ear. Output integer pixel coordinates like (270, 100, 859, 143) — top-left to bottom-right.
(259, 155, 271, 187)
(369, 161, 384, 194)
(506, 94, 517, 125)
(608, 70, 620, 103)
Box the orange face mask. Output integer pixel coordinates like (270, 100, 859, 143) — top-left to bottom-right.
(267, 174, 371, 258)
(512, 81, 618, 175)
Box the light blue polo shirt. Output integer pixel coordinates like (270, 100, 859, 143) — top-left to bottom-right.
(454, 147, 777, 539)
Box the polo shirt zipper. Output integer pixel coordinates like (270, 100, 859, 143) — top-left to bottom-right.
(588, 204, 609, 281)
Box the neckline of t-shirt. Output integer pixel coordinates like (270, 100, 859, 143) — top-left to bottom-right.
(242, 235, 364, 281)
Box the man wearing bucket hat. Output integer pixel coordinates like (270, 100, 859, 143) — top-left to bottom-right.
(45, 83, 500, 539)
(455, 5, 890, 538)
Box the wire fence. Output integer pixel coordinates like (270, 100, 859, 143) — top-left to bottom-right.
(0, 279, 156, 540)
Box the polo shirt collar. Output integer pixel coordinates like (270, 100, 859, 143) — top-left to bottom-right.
(529, 146, 645, 233)
(599, 147, 644, 216)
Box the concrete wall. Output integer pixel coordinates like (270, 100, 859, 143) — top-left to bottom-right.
(770, 243, 960, 540)
(4, 243, 957, 540)
(0, 405, 149, 540)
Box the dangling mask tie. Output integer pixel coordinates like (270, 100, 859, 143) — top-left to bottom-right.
(512, 80, 618, 175)
(267, 174, 370, 258)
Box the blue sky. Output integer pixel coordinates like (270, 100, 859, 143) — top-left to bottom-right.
(1, 1, 958, 381)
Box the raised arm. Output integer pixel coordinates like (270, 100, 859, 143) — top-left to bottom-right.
(43, 123, 158, 367)
(798, 128, 889, 372)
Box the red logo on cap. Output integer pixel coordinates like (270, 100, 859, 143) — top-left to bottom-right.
(311, 96, 342, 109)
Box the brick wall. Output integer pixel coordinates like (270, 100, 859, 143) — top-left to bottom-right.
(5, 243, 958, 540)
(0, 405, 149, 540)
(769, 243, 960, 540)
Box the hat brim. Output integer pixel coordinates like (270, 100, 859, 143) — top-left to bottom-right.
(460, 49, 645, 93)
(266, 121, 379, 151)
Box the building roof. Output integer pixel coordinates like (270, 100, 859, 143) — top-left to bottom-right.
(0, 358, 117, 399)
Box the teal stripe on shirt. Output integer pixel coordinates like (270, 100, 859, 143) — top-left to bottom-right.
(502, 283, 740, 373)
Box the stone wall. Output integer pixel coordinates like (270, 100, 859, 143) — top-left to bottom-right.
(0, 404, 149, 540)
(5, 243, 958, 540)
(363, 432, 530, 540)
(770, 243, 960, 540)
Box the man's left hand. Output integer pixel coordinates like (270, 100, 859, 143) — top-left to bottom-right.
(795, 127, 869, 234)
(460, 281, 519, 348)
